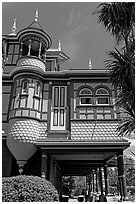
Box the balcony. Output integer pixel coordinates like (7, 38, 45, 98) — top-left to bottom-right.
(16, 56, 46, 71)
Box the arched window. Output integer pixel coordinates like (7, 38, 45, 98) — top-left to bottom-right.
(96, 88, 109, 105)
(79, 88, 93, 105)
(22, 80, 28, 94)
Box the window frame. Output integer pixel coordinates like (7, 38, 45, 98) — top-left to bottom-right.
(96, 88, 110, 105)
(79, 88, 93, 106)
(21, 79, 29, 95)
(7, 43, 20, 65)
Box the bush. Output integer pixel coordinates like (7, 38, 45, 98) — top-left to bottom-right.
(2, 175, 59, 202)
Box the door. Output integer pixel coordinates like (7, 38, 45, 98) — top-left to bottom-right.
(50, 86, 67, 130)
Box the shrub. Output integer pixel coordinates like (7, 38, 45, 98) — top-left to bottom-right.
(2, 175, 59, 202)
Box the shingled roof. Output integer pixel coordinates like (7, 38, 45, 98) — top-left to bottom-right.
(71, 121, 123, 141)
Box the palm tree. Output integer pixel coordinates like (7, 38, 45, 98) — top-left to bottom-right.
(94, 2, 135, 136)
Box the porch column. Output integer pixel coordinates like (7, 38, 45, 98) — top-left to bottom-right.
(99, 167, 103, 195)
(41, 150, 48, 179)
(92, 170, 95, 193)
(96, 169, 98, 193)
(104, 164, 109, 195)
(49, 155, 54, 185)
(117, 151, 128, 201)
(27, 39, 31, 56)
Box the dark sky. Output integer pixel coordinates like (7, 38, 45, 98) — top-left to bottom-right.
(2, 2, 116, 70)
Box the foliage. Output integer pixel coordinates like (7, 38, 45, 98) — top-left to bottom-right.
(62, 176, 86, 196)
(62, 176, 76, 196)
(95, 2, 135, 43)
(127, 186, 135, 201)
(2, 175, 59, 202)
(108, 155, 135, 191)
(72, 176, 86, 196)
(95, 2, 135, 136)
(124, 156, 135, 186)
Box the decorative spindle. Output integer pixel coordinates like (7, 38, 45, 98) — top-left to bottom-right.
(39, 41, 42, 58)
(58, 40, 61, 51)
(35, 9, 39, 21)
(89, 58, 92, 69)
(9, 19, 17, 35)
(28, 39, 32, 56)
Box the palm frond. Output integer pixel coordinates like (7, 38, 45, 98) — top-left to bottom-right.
(95, 2, 135, 43)
(105, 48, 135, 89)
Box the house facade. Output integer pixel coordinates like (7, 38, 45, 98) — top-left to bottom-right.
(2, 12, 130, 201)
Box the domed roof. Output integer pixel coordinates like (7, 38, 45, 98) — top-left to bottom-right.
(17, 9, 52, 49)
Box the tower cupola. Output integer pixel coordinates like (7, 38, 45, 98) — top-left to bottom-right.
(16, 9, 52, 70)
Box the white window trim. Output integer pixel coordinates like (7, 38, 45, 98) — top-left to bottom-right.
(80, 97, 93, 106)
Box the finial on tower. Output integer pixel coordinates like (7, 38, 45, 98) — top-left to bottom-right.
(58, 40, 62, 51)
(35, 9, 39, 21)
(9, 19, 17, 35)
(89, 58, 92, 69)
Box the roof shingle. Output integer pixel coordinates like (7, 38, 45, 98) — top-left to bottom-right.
(71, 121, 123, 141)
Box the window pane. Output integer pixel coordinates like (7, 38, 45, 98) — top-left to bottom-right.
(53, 109, 58, 126)
(96, 88, 108, 95)
(12, 55, 18, 64)
(81, 97, 92, 104)
(97, 97, 109, 104)
(7, 55, 12, 64)
(22, 81, 28, 93)
(60, 109, 64, 126)
(14, 44, 19, 53)
(8, 45, 14, 54)
(80, 88, 91, 95)
(60, 87, 65, 107)
(54, 87, 59, 107)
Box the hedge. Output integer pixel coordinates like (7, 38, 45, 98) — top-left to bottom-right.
(2, 175, 59, 202)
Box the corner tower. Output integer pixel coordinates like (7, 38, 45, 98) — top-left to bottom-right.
(6, 10, 53, 174)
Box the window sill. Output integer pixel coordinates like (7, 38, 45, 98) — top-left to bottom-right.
(77, 105, 113, 108)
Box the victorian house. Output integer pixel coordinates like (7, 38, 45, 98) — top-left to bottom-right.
(2, 11, 130, 201)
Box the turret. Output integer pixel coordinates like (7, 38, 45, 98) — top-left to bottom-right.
(6, 10, 52, 174)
